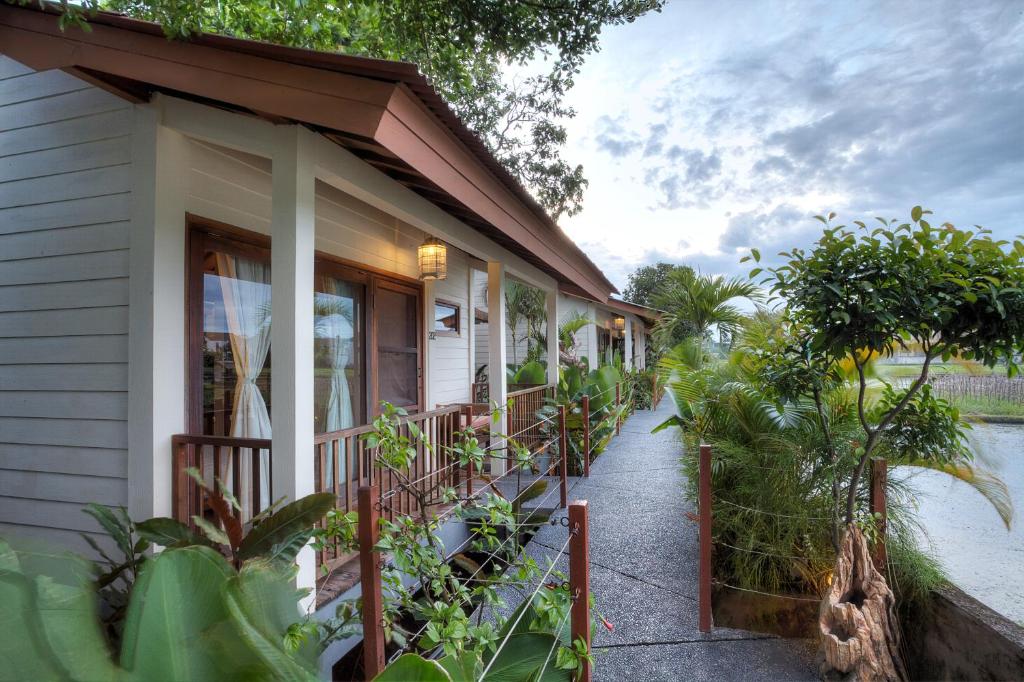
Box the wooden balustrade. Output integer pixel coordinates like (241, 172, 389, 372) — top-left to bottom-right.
(506, 384, 555, 455)
(313, 405, 463, 567)
(171, 433, 272, 528)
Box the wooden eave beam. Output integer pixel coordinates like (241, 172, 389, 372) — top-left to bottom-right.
(0, 5, 392, 139)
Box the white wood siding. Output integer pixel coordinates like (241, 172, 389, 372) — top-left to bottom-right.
(428, 249, 471, 406)
(0, 59, 131, 553)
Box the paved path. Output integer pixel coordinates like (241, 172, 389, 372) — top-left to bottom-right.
(528, 399, 818, 681)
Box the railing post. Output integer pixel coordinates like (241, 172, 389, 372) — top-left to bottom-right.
(358, 485, 385, 680)
(698, 444, 713, 633)
(614, 382, 622, 435)
(558, 404, 568, 509)
(870, 457, 887, 569)
(581, 395, 591, 478)
(569, 500, 591, 682)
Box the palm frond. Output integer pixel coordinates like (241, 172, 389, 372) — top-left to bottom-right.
(897, 459, 1014, 530)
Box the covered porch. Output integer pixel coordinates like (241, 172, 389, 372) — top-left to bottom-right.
(144, 97, 567, 597)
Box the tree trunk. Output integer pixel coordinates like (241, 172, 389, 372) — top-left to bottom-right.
(819, 526, 907, 682)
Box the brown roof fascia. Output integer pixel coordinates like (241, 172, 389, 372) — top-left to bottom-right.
(0, 3, 616, 300)
(0, 6, 392, 138)
(603, 297, 662, 323)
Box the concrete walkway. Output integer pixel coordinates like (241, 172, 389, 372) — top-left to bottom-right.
(528, 399, 818, 681)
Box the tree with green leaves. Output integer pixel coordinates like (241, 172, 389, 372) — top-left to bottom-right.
(40, 0, 663, 219)
(755, 207, 1024, 680)
(621, 262, 692, 308)
(651, 268, 761, 358)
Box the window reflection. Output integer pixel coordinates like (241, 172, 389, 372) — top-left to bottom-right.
(314, 276, 364, 433)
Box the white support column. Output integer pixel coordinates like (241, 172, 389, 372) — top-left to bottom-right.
(546, 290, 560, 385)
(422, 277, 435, 409)
(624, 315, 634, 371)
(635, 322, 646, 370)
(586, 304, 599, 371)
(270, 125, 317, 607)
(128, 107, 187, 522)
(487, 261, 508, 475)
(467, 266, 476, 401)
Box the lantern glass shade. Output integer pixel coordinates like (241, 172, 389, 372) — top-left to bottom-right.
(613, 316, 625, 331)
(418, 237, 447, 281)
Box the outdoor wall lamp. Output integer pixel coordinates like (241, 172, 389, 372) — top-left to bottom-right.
(418, 237, 448, 281)
(613, 316, 625, 331)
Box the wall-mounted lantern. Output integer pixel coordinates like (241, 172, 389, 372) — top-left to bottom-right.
(613, 316, 626, 331)
(418, 237, 448, 281)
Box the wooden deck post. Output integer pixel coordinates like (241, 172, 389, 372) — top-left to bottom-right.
(358, 485, 385, 680)
(581, 395, 591, 478)
(870, 457, 887, 569)
(569, 500, 591, 682)
(558, 404, 568, 509)
(698, 444, 713, 633)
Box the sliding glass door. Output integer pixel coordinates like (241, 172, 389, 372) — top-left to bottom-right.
(374, 280, 422, 412)
(189, 219, 424, 449)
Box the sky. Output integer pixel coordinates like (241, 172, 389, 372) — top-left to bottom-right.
(550, 0, 1024, 291)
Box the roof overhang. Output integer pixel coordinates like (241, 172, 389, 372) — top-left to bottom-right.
(603, 297, 661, 324)
(0, 4, 616, 301)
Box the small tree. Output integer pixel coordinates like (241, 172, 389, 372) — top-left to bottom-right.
(756, 207, 1024, 680)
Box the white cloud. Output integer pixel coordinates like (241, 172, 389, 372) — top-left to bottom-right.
(554, 0, 1024, 288)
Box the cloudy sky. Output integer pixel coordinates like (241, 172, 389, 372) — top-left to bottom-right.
(552, 0, 1024, 291)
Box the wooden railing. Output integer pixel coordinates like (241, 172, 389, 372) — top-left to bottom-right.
(507, 384, 555, 454)
(313, 405, 464, 566)
(471, 381, 545, 404)
(171, 433, 272, 528)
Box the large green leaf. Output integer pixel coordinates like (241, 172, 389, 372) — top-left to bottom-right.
(437, 652, 479, 682)
(0, 540, 118, 682)
(136, 517, 214, 549)
(587, 365, 622, 413)
(481, 633, 560, 681)
(513, 361, 546, 385)
(237, 492, 335, 562)
(374, 654, 452, 681)
(223, 562, 317, 682)
(119, 545, 236, 681)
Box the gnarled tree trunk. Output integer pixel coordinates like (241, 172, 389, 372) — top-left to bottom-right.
(819, 526, 907, 681)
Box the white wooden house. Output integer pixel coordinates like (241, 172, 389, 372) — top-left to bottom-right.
(0, 1, 627, 583)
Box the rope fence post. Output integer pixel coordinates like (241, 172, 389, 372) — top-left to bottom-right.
(870, 457, 887, 569)
(358, 484, 385, 679)
(569, 500, 591, 682)
(581, 395, 591, 478)
(698, 444, 713, 633)
(614, 382, 622, 435)
(558, 404, 568, 509)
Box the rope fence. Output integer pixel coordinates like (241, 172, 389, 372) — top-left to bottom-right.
(695, 443, 890, 632)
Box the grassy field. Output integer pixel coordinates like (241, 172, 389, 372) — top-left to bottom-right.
(876, 362, 1024, 416)
(951, 396, 1024, 418)
(877, 362, 998, 378)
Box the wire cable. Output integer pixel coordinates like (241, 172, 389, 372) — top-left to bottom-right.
(479, 530, 574, 681)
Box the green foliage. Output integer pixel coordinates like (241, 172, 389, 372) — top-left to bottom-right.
(506, 281, 547, 366)
(512, 360, 547, 385)
(757, 207, 1024, 524)
(623, 367, 655, 410)
(765, 211, 1024, 370)
(622, 262, 693, 308)
(0, 539, 318, 681)
(652, 268, 762, 353)
(541, 365, 625, 474)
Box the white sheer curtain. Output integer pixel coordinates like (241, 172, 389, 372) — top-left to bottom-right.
(216, 253, 272, 509)
(317, 278, 356, 487)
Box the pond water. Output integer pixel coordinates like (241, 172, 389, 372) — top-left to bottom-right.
(909, 423, 1024, 624)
